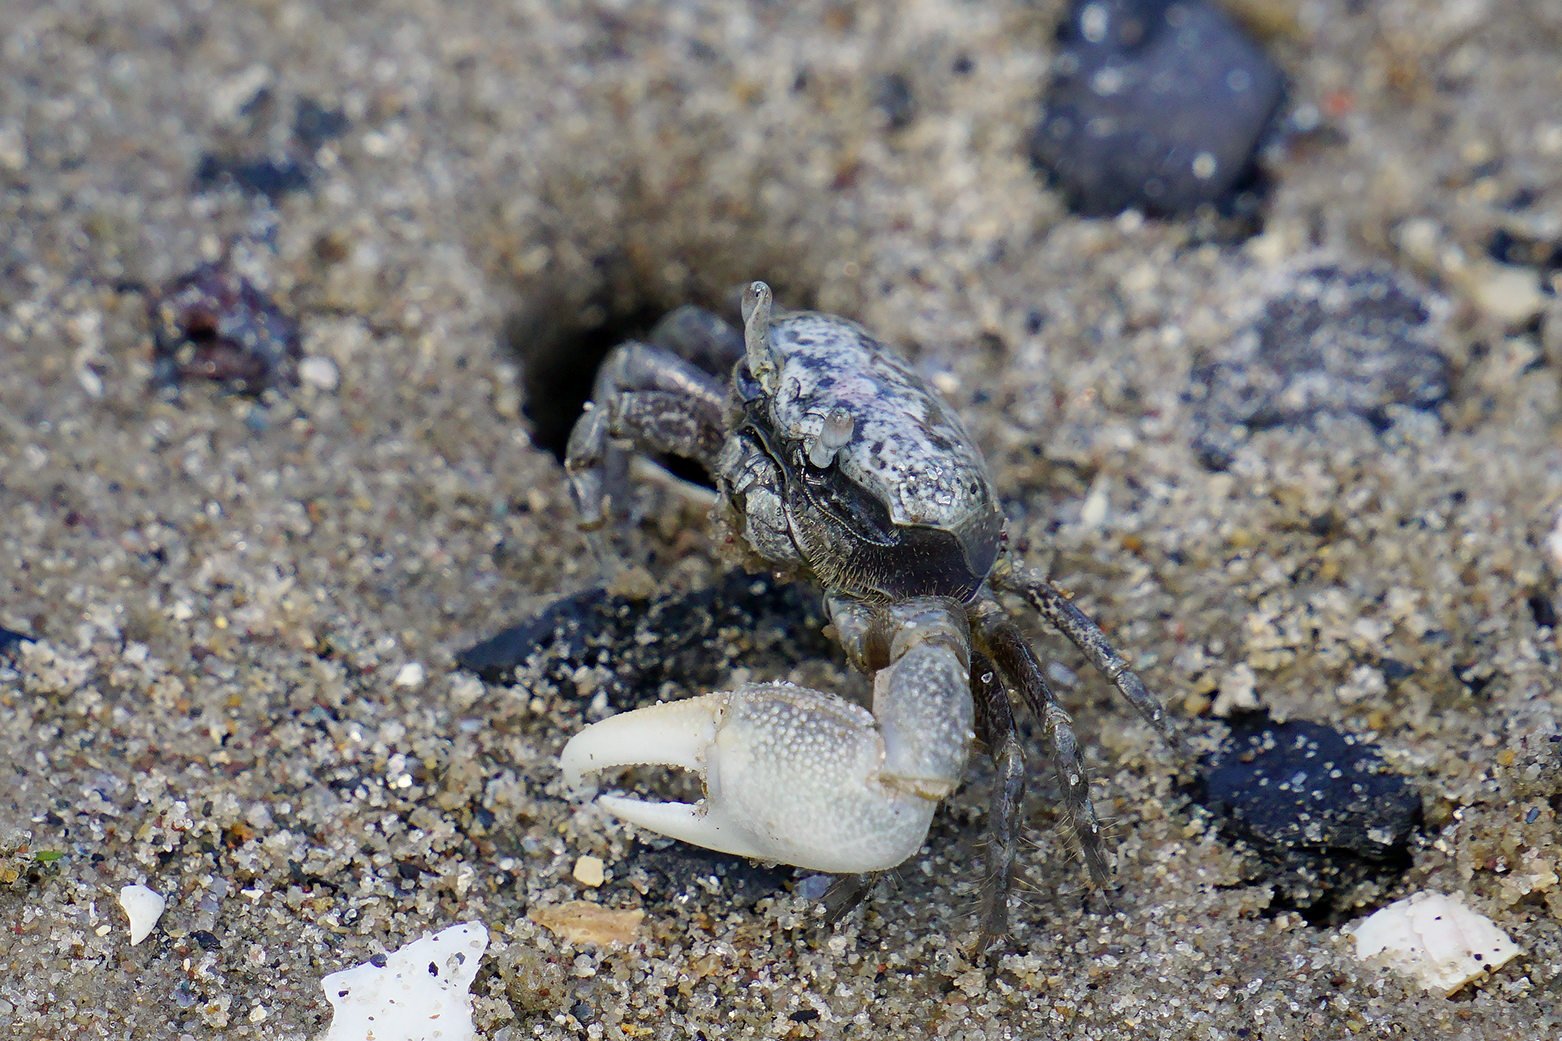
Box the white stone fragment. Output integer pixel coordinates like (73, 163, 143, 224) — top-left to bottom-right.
(1346, 891, 1521, 995)
(1547, 508, 1562, 573)
(573, 855, 605, 887)
(299, 356, 341, 391)
(321, 922, 489, 1041)
(209, 63, 272, 124)
(118, 884, 166, 946)
(394, 662, 426, 687)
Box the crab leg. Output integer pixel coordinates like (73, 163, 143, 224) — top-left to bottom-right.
(970, 650, 1025, 952)
(564, 342, 728, 570)
(991, 559, 1183, 756)
(561, 598, 975, 874)
(971, 597, 1110, 885)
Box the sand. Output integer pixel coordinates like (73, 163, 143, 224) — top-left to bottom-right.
(2, 0, 1560, 1037)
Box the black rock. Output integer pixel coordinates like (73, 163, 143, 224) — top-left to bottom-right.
(618, 839, 792, 909)
(457, 571, 837, 710)
(292, 98, 350, 150)
(147, 261, 302, 397)
(874, 73, 916, 132)
(1031, 0, 1284, 217)
(0, 625, 26, 657)
(1192, 713, 1420, 917)
(192, 154, 312, 201)
(1486, 227, 1562, 272)
(1187, 265, 1450, 470)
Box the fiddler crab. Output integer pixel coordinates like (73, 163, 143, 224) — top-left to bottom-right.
(560, 282, 1180, 947)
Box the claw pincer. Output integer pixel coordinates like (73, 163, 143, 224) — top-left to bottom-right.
(560, 598, 975, 874)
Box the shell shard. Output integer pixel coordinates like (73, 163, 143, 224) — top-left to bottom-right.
(118, 884, 166, 946)
(321, 921, 489, 1041)
(1346, 891, 1521, 995)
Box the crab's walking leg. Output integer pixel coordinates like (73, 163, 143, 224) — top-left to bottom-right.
(564, 343, 727, 571)
(972, 599, 1110, 886)
(820, 872, 879, 926)
(560, 597, 975, 875)
(992, 560, 1183, 757)
(647, 304, 746, 375)
(970, 650, 1025, 953)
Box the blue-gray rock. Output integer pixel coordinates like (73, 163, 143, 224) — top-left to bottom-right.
(1187, 265, 1450, 470)
(1031, 0, 1284, 216)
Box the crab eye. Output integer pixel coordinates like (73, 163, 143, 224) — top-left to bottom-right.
(806, 407, 856, 469)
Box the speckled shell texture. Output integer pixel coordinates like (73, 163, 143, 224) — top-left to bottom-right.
(762, 311, 998, 535)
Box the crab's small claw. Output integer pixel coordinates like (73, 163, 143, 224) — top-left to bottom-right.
(560, 682, 942, 874)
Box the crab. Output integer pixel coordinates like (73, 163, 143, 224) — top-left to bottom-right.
(559, 282, 1179, 946)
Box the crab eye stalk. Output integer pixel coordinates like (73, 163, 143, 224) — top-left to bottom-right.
(741, 281, 780, 392)
(807, 407, 856, 468)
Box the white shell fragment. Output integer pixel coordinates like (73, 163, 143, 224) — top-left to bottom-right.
(298, 355, 341, 391)
(321, 922, 489, 1041)
(118, 884, 166, 946)
(1346, 891, 1521, 995)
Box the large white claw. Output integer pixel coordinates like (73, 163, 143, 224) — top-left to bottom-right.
(560, 682, 939, 874)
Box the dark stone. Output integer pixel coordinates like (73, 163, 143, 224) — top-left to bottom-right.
(0, 625, 26, 657)
(457, 571, 837, 710)
(618, 838, 792, 908)
(1187, 265, 1450, 469)
(147, 261, 302, 397)
(292, 99, 350, 149)
(874, 73, 916, 132)
(1487, 227, 1562, 272)
(1192, 713, 1420, 918)
(192, 154, 312, 200)
(192, 929, 221, 951)
(1529, 593, 1558, 630)
(1378, 658, 1415, 682)
(1030, 0, 1285, 217)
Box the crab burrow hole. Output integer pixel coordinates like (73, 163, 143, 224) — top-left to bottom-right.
(502, 262, 816, 489)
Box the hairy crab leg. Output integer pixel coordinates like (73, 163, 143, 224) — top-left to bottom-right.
(564, 342, 727, 571)
(991, 559, 1184, 757)
(821, 872, 880, 927)
(970, 650, 1025, 953)
(971, 602, 1110, 887)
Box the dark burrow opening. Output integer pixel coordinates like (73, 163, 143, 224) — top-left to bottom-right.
(502, 289, 668, 464)
(501, 271, 811, 486)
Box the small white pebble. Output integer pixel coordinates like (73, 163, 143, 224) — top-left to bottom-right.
(1463, 261, 1544, 324)
(298, 355, 341, 391)
(1079, 477, 1110, 528)
(573, 855, 606, 887)
(1546, 509, 1562, 572)
(393, 662, 426, 687)
(1046, 661, 1078, 688)
(209, 64, 272, 124)
(0, 122, 28, 171)
(1211, 663, 1261, 716)
(118, 884, 166, 946)
(1346, 891, 1521, 995)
